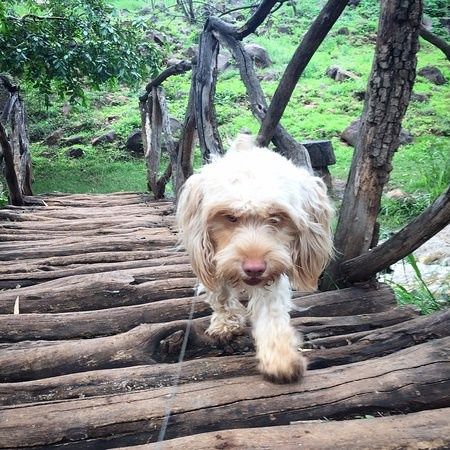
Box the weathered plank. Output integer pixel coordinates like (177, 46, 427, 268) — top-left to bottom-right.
(1, 308, 447, 382)
(0, 338, 448, 449)
(124, 408, 450, 450)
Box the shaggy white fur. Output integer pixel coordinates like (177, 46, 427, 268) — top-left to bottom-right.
(177, 134, 333, 383)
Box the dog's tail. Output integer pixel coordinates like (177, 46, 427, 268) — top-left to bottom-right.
(229, 133, 260, 153)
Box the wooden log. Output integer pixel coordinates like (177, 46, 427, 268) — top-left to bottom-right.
(0, 233, 177, 261)
(194, 28, 223, 161)
(420, 24, 450, 61)
(0, 290, 412, 343)
(0, 254, 189, 288)
(0, 250, 184, 274)
(0, 272, 197, 314)
(0, 215, 174, 232)
(0, 355, 257, 406)
(0, 280, 394, 315)
(1, 306, 446, 382)
(0, 338, 448, 448)
(123, 408, 450, 450)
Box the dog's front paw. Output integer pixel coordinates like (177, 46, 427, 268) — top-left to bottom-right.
(259, 350, 306, 384)
(206, 313, 246, 342)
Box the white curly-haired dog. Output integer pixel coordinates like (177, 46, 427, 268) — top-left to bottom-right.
(177, 134, 333, 383)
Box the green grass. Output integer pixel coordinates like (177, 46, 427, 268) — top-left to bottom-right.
(24, 0, 449, 228)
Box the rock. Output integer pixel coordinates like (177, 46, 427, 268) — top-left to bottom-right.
(217, 51, 232, 72)
(439, 17, 450, 34)
(169, 118, 183, 139)
(341, 119, 413, 147)
(336, 27, 350, 35)
(43, 129, 64, 146)
(353, 90, 366, 101)
(417, 66, 447, 85)
(66, 147, 84, 159)
(259, 70, 279, 82)
(91, 131, 117, 146)
(277, 25, 292, 34)
(184, 46, 198, 59)
(410, 92, 429, 103)
(167, 57, 183, 67)
(385, 188, 408, 200)
(139, 7, 152, 15)
(146, 30, 166, 46)
(61, 135, 85, 146)
(326, 65, 358, 82)
(126, 129, 143, 154)
(244, 43, 272, 68)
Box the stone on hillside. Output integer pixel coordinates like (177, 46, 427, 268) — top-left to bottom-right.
(336, 27, 350, 35)
(146, 30, 166, 46)
(66, 147, 84, 159)
(244, 43, 272, 68)
(410, 92, 430, 103)
(62, 135, 85, 146)
(385, 188, 408, 200)
(91, 131, 117, 146)
(167, 57, 182, 67)
(217, 51, 232, 72)
(353, 90, 366, 101)
(126, 129, 143, 154)
(169, 118, 183, 139)
(326, 65, 358, 82)
(418, 66, 447, 85)
(439, 17, 450, 33)
(43, 129, 64, 146)
(259, 70, 279, 82)
(277, 25, 292, 34)
(341, 119, 413, 147)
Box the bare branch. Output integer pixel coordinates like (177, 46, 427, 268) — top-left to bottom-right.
(420, 25, 450, 61)
(257, 0, 349, 147)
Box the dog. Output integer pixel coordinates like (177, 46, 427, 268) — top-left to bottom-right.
(176, 134, 333, 383)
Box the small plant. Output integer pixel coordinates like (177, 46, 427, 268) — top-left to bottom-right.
(389, 254, 447, 314)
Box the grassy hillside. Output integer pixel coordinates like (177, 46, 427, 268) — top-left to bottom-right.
(21, 0, 449, 233)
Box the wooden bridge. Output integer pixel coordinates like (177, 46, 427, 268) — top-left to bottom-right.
(0, 193, 449, 449)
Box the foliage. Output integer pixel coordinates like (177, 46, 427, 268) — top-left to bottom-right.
(390, 254, 447, 314)
(0, 0, 161, 102)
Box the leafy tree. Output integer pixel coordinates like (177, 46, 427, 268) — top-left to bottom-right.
(0, 0, 161, 102)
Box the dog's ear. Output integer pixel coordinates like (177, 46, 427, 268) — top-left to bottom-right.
(176, 174, 217, 291)
(289, 177, 334, 292)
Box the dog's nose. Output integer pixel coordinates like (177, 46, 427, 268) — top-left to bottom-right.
(243, 259, 267, 277)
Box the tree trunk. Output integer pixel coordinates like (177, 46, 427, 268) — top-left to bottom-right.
(323, 0, 423, 288)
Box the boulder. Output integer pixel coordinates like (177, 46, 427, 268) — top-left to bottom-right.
(43, 129, 64, 146)
(217, 51, 232, 72)
(417, 66, 447, 85)
(66, 147, 84, 159)
(244, 43, 272, 68)
(341, 119, 413, 147)
(326, 65, 358, 81)
(126, 129, 143, 154)
(91, 131, 117, 146)
(410, 92, 430, 103)
(336, 27, 350, 35)
(61, 135, 85, 146)
(167, 57, 183, 67)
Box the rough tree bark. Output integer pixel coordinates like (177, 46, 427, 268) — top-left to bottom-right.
(323, 0, 423, 288)
(0, 75, 33, 205)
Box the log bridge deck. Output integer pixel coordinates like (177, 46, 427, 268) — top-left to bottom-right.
(0, 192, 449, 449)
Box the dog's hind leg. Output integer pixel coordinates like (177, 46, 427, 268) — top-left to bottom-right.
(248, 275, 306, 383)
(205, 285, 247, 341)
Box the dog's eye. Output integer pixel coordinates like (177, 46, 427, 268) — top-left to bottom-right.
(225, 215, 238, 223)
(268, 216, 282, 225)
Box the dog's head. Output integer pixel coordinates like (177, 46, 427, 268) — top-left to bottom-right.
(176, 136, 333, 292)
